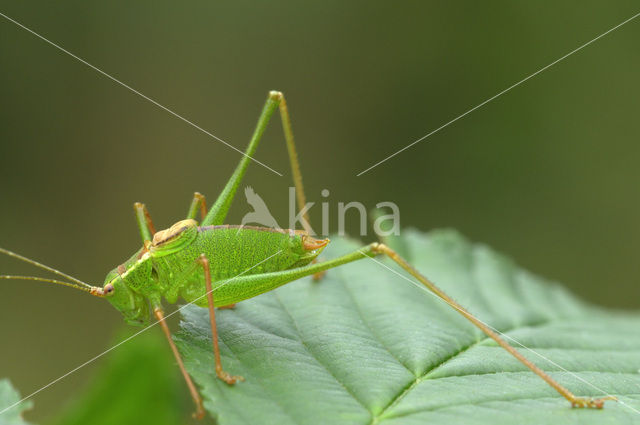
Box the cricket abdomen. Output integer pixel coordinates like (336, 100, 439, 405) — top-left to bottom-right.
(195, 225, 311, 278)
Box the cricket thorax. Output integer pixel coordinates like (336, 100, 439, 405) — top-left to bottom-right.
(151, 219, 198, 250)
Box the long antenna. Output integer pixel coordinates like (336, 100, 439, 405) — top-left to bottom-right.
(0, 247, 93, 288)
(0, 275, 97, 294)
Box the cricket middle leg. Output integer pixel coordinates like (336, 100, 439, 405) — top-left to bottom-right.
(198, 254, 244, 384)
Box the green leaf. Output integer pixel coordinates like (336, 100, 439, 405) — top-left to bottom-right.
(50, 331, 187, 425)
(175, 229, 640, 424)
(0, 379, 32, 425)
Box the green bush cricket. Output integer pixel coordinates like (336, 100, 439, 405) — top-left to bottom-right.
(0, 91, 615, 419)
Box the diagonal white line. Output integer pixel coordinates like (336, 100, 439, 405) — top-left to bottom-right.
(360, 250, 640, 415)
(356, 11, 640, 177)
(0, 11, 283, 177)
(0, 249, 284, 416)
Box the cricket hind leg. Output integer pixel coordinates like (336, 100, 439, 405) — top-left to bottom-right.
(198, 254, 244, 384)
(226, 244, 615, 409)
(202, 91, 312, 230)
(133, 202, 156, 244)
(154, 308, 206, 420)
(186, 192, 208, 222)
(272, 93, 325, 279)
(199, 91, 325, 278)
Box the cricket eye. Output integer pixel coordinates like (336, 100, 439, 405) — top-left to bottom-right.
(104, 283, 115, 295)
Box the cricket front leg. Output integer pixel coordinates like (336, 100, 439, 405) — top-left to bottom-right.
(154, 308, 205, 420)
(186, 192, 208, 222)
(133, 202, 156, 243)
(198, 254, 244, 384)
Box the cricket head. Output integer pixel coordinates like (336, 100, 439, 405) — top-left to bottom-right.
(100, 219, 198, 326)
(102, 268, 150, 326)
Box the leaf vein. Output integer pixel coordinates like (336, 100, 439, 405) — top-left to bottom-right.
(369, 319, 549, 425)
(273, 291, 371, 414)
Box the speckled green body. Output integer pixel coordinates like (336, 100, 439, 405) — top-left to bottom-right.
(104, 220, 325, 325)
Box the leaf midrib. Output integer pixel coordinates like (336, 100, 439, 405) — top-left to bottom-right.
(368, 319, 550, 425)
(376, 392, 640, 422)
(272, 292, 371, 413)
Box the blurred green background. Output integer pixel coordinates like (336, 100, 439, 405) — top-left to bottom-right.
(1, 1, 639, 423)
